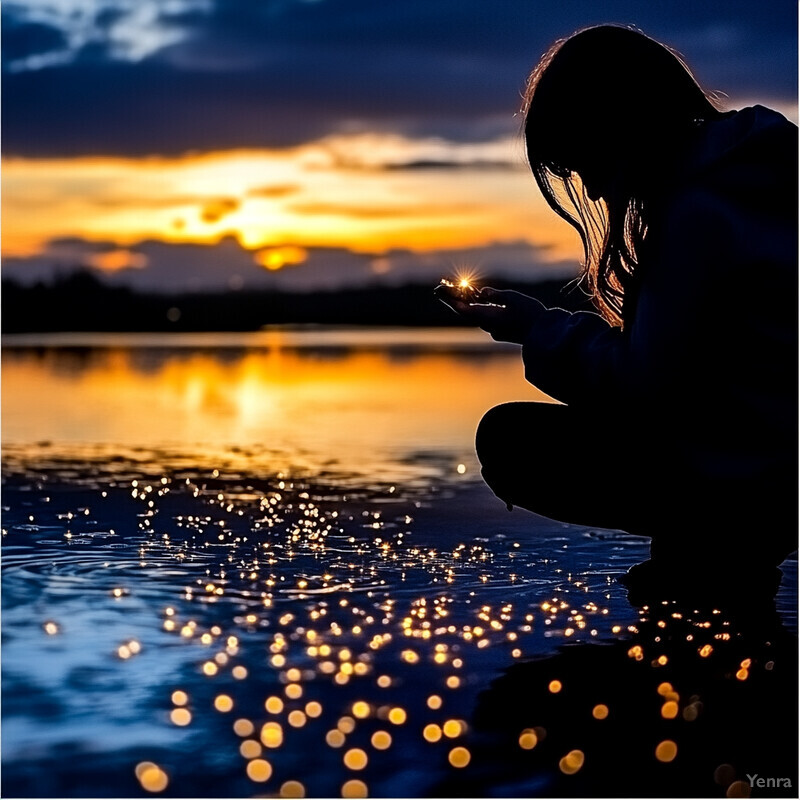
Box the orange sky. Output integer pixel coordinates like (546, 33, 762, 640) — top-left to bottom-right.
(2, 134, 582, 272)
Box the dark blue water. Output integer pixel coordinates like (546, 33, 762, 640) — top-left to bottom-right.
(2, 445, 796, 798)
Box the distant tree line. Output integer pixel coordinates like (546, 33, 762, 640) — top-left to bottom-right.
(1, 269, 593, 333)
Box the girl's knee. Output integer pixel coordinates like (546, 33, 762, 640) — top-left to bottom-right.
(476, 403, 546, 506)
(476, 402, 566, 466)
(475, 402, 527, 463)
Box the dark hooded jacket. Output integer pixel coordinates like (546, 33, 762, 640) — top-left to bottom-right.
(518, 105, 797, 556)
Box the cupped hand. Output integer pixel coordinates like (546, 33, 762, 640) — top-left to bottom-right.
(434, 285, 546, 344)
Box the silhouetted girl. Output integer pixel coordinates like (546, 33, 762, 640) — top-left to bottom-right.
(438, 25, 797, 572)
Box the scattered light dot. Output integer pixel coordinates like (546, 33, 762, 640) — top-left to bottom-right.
(286, 683, 303, 700)
(352, 701, 371, 719)
(305, 701, 323, 718)
(344, 748, 368, 770)
(203, 662, 218, 676)
(656, 682, 673, 696)
(735, 668, 749, 681)
(548, 680, 562, 693)
(134, 762, 152, 779)
(341, 779, 368, 798)
(443, 720, 463, 738)
(559, 750, 585, 775)
(655, 740, 678, 762)
(371, 731, 392, 750)
(377, 675, 391, 688)
(518, 730, 538, 749)
(448, 747, 471, 768)
(714, 764, 737, 787)
(170, 708, 192, 726)
(288, 710, 307, 728)
(388, 707, 407, 725)
(171, 690, 188, 706)
(215, 694, 234, 713)
(265, 696, 284, 714)
(427, 695, 442, 710)
(261, 722, 284, 748)
(136, 763, 169, 792)
(234, 719, 255, 737)
(592, 704, 609, 720)
(726, 780, 752, 798)
(683, 703, 700, 722)
(247, 759, 273, 783)
(233, 666, 248, 680)
(424, 724, 442, 743)
(240, 740, 262, 759)
(43, 621, 59, 635)
(338, 716, 356, 734)
(457, 464, 467, 474)
(445, 676, 460, 689)
(326, 730, 346, 748)
(661, 701, 678, 719)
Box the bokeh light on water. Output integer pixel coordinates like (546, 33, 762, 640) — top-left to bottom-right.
(2, 448, 647, 795)
(2, 331, 796, 797)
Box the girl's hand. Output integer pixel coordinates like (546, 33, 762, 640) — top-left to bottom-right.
(434, 285, 546, 344)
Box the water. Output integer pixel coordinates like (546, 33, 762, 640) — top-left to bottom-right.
(2, 330, 796, 798)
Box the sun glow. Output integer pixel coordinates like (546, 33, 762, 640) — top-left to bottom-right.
(255, 246, 308, 271)
(2, 136, 581, 266)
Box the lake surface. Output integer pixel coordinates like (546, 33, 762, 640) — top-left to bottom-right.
(2, 330, 796, 798)
(2, 329, 550, 474)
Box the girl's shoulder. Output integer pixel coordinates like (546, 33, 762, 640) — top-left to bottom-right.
(668, 105, 796, 228)
(686, 105, 796, 185)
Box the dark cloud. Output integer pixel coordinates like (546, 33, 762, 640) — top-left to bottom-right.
(2, 0, 796, 157)
(380, 160, 516, 172)
(200, 198, 240, 223)
(2, 236, 575, 293)
(286, 200, 482, 220)
(247, 184, 302, 198)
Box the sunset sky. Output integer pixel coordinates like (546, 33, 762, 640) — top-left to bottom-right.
(3, 0, 797, 292)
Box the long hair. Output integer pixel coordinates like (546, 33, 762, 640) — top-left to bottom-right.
(523, 25, 724, 326)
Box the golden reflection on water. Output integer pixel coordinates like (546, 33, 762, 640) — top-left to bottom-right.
(6, 334, 789, 798)
(2, 332, 547, 471)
